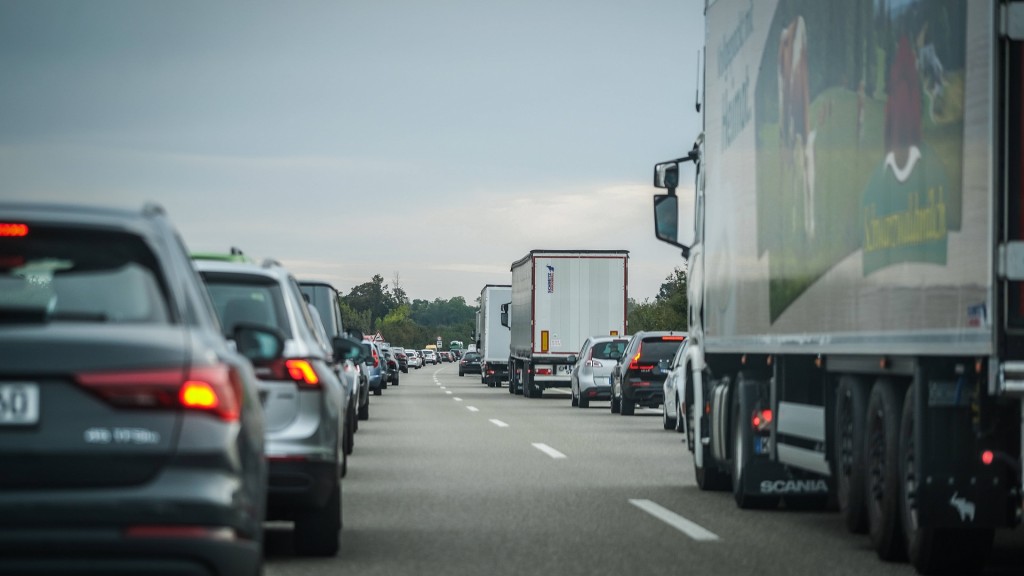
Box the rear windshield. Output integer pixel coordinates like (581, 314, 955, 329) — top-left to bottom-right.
(0, 225, 171, 324)
(639, 338, 684, 362)
(200, 272, 292, 338)
(463, 352, 481, 360)
(592, 339, 628, 360)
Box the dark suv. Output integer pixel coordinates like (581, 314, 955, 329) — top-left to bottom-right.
(610, 331, 686, 416)
(0, 202, 277, 575)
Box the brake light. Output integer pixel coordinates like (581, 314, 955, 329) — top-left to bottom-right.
(536, 368, 552, 375)
(76, 364, 241, 421)
(286, 359, 319, 385)
(662, 335, 685, 341)
(371, 348, 380, 367)
(752, 408, 773, 432)
(629, 349, 641, 370)
(981, 450, 995, 465)
(0, 222, 29, 237)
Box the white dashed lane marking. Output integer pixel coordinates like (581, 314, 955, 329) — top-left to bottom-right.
(489, 419, 509, 428)
(467, 406, 479, 412)
(629, 499, 720, 542)
(531, 443, 566, 459)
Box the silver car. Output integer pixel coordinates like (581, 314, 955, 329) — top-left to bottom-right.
(662, 338, 689, 432)
(569, 336, 629, 408)
(196, 258, 352, 557)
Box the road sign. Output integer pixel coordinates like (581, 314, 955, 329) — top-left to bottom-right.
(436, 336, 443, 348)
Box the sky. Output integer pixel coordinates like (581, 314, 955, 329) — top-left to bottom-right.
(0, 0, 705, 304)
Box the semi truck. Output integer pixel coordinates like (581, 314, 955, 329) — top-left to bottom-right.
(650, 1, 1023, 573)
(477, 284, 512, 387)
(505, 250, 628, 398)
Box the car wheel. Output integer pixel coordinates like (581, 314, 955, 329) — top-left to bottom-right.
(358, 400, 369, 421)
(578, 390, 590, 409)
(571, 385, 578, 407)
(620, 397, 635, 416)
(293, 481, 341, 556)
(662, 402, 674, 430)
(610, 393, 620, 414)
(393, 375, 400, 386)
(459, 370, 464, 376)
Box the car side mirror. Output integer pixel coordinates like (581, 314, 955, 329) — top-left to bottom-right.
(233, 323, 285, 363)
(332, 336, 362, 362)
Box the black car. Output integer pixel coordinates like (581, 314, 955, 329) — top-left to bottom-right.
(610, 331, 686, 415)
(459, 351, 483, 376)
(0, 202, 279, 575)
(394, 349, 409, 373)
(382, 347, 400, 385)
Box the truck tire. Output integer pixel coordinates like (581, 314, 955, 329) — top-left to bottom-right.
(293, 481, 341, 557)
(620, 397, 635, 416)
(865, 378, 906, 561)
(835, 375, 869, 533)
(898, 385, 992, 574)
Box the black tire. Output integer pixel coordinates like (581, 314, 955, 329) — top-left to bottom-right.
(571, 385, 579, 407)
(695, 448, 730, 491)
(358, 399, 369, 421)
(523, 369, 535, 398)
(899, 385, 992, 574)
(610, 392, 621, 413)
(459, 370, 464, 377)
(372, 388, 382, 396)
(578, 392, 590, 409)
(836, 375, 869, 533)
(866, 379, 906, 561)
(674, 395, 685, 433)
(293, 481, 341, 556)
(662, 401, 675, 430)
(620, 397, 635, 416)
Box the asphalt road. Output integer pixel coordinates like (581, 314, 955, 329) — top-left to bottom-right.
(265, 363, 1024, 576)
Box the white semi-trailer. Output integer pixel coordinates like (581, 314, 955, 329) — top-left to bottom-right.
(477, 284, 511, 387)
(650, 1, 1022, 573)
(505, 250, 628, 398)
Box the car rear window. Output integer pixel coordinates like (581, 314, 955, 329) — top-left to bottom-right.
(0, 225, 171, 323)
(200, 272, 292, 338)
(592, 339, 628, 360)
(638, 337, 685, 362)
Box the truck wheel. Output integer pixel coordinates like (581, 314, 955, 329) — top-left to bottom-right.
(835, 376, 869, 533)
(866, 378, 906, 561)
(523, 370, 535, 398)
(899, 385, 992, 574)
(620, 397, 635, 416)
(293, 481, 341, 556)
(694, 448, 729, 491)
(732, 381, 779, 509)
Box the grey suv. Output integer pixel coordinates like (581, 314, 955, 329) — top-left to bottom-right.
(0, 202, 273, 575)
(196, 258, 353, 556)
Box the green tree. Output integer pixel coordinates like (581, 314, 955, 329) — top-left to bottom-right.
(628, 267, 688, 332)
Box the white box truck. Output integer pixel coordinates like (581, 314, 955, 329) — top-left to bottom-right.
(650, 1, 1022, 573)
(505, 250, 628, 398)
(476, 284, 511, 387)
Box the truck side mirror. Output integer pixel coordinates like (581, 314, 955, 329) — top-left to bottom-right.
(654, 194, 690, 258)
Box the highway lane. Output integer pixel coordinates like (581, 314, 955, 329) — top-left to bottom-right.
(265, 363, 1024, 576)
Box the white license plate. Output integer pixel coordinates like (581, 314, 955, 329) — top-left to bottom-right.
(556, 365, 572, 375)
(0, 383, 40, 425)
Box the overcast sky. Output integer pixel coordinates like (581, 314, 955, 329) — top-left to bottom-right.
(0, 0, 704, 303)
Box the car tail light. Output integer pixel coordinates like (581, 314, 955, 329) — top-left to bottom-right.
(752, 408, 773, 432)
(371, 348, 380, 368)
(76, 364, 242, 421)
(0, 222, 29, 237)
(662, 335, 685, 341)
(536, 368, 552, 375)
(266, 358, 321, 386)
(629, 343, 654, 371)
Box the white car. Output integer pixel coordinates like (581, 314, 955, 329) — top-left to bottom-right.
(406, 349, 423, 369)
(421, 349, 438, 365)
(662, 339, 689, 432)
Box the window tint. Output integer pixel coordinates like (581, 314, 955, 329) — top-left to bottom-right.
(638, 338, 684, 362)
(201, 273, 292, 338)
(0, 226, 170, 323)
(592, 339, 628, 360)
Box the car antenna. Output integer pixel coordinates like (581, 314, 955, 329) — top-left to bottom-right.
(695, 49, 702, 113)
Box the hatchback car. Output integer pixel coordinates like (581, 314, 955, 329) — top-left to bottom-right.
(0, 202, 272, 575)
(406, 349, 423, 369)
(569, 336, 629, 408)
(195, 257, 353, 556)
(459, 351, 483, 376)
(610, 331, 686, 416)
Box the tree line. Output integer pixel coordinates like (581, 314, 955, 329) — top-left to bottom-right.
(336, 267, 688, 350)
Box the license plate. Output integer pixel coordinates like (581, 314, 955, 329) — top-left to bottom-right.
(0, 383, 40, 425)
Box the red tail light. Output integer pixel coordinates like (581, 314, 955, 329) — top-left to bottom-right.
(536, 368, 552, 375)
(266, 358, 321, 386)
(981, 450, 995, 465)
(77, 364, 241, 421)
(752, 408, 773, 432)
(629, 349, 641, 370)
(371, 348, 380, 367)
(0, 222, 29, 237)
